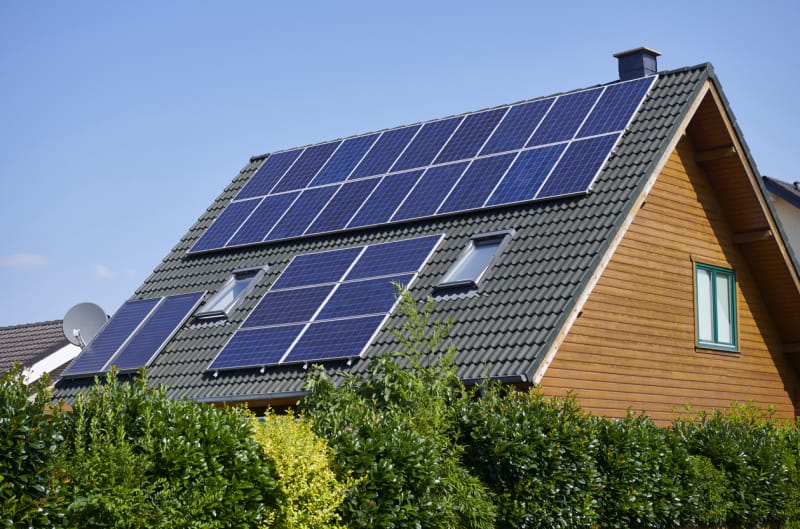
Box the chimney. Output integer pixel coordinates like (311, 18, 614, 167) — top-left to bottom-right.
(613, 47, 661, 81)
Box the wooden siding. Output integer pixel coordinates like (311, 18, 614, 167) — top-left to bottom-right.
(540, 136, 800, 424)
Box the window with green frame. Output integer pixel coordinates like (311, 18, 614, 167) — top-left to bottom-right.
(695, 262, 737, 351)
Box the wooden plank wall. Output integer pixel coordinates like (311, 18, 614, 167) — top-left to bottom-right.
(539, 136, 800, 424)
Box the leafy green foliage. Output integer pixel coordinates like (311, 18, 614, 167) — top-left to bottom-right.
(460, 386, 600, 529)
(302, 290, 496, 529)
(0, 365, 62, 528)
(55, 371, 279, 529)
(252, 411, 349, 529)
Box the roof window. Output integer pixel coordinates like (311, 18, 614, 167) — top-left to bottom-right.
(435, 230, 514, 292)
(196, 266, 266, 319)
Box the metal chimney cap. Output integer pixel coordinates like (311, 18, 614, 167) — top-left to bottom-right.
(613, 46, 662, 59)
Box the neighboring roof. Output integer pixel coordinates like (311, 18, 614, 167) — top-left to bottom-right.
(56, 63, 774, 404)
(0, 320, 69, 375)
(763, 176, 800, 209)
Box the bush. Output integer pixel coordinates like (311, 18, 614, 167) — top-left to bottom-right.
(252, 411, 349, 529)
(56, 371, 279, 529)
(0, 365, 62, 528)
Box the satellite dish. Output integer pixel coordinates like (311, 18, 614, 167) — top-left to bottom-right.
(63, 302, 108, 347)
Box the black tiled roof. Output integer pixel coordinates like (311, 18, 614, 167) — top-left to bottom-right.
(0, 320, 69, 375)
(764, 176, 800, 210)
(54, 65, 710, 402)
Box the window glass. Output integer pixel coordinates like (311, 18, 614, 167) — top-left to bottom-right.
(696, 268, 713, 342)
(197, 268, 265, 318)
(715, 273, 732, 344)
(695, 263, 736, 351)
(437, 231, 513, 290)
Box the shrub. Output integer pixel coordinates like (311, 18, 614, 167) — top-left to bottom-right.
(252, 411, 349, 529)
(0, 365, 62, 528)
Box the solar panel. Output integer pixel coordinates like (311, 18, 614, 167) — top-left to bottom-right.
(208, 235, 441, 371)
(189, 76, 656, 255)
(111, 292, 205, 372)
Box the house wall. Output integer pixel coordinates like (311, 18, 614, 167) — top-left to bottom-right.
(539, 136, 800, 424)
(768, 192, 800, 264)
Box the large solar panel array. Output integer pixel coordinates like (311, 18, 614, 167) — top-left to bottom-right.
(189, 76, 656, 254)
(61, 292, 205, 378)
(208, 235, 442, 371)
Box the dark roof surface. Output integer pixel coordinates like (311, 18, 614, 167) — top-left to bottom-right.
(0, 320, 69, 375)
(54, 65, 710, 402)
(764, 176, 800, 210)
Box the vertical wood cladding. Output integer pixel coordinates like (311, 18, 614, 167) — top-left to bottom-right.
(540, 136, 800, 424)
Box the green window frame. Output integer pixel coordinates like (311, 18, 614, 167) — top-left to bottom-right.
(694, 262, 737, 352)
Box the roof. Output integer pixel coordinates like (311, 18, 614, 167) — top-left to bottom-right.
(0, 320, 69, 375)
(55, 64, 737, 403)
(763, 176, 800, 209)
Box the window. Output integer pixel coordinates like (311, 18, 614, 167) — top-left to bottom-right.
(695, 262, 737, 351)
(436, 230, 514, 291)
(196, 266, 266, 319)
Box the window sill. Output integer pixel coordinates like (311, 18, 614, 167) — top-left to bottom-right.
(695, 345, 740, 357)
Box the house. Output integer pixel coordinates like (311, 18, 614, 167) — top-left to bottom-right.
(54, 48, 800, 422)
(763, 175, 800, 263)
(0, 320, 80, 386)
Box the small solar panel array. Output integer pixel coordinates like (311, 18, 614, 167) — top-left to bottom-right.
(61, 292, 205, 379)
(208, 235, 441, 371)
(189, 76, 655, 254)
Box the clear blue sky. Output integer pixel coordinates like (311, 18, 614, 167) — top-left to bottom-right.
(1, 1, 798, 326)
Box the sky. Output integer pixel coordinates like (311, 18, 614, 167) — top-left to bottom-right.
(1, 1, 799, 327)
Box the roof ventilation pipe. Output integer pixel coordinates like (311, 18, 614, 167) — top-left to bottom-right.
(614, 47, 661, 81)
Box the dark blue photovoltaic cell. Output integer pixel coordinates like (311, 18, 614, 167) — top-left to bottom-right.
(438, 153, 516, 213)
(349, 125, 420, 179)
(190, 199, 261, 253)
(317, 274, 413, 320)
(392, 162, 468, 221)
(310, 134, 379, 186)
(272, 141, 341, 193)
(243, 285, 334, 328)
(577, 77, 653, 138)
(273, 247, 361, 289)
(487, 144, 566, 206)
(391, 117, 462, 172)
(227, 192, 299, 247)
(346, 235, 440, 280)
(347, 170, 422, 228)
(537, 134, 619, 198)
(111, 292, 204, 371)
(283, 315, 385, 363)
(435, 107, 507, 164)
(265, 186, 337, 241)
(209, 324, 304, 369)
(527, 88, 602, 146)
(62, 298, 159, 377)
(480, 99, 553, 155)
(306, 179, 379, 235)
(236, 150, 302, 200)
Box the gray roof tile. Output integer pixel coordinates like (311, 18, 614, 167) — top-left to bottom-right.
(0, 320, 69, 375)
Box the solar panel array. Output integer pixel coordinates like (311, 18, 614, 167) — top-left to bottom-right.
(61, 292, 205, 378)
(208, 235, 442, 371)
(189, 76, 656, 254)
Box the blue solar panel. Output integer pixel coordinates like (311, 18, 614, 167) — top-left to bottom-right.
(537, 134, 620, 198)
(480, 99, 553, 155)
(392, 162, 468, 221)
(346, 170, 422, 228)
(283, 315, 385, 364)
(391, 117, 462, 172)
(209, 324, 304, 369)
(273, 247, 361, 289)
(349, 125, 420, 179)
(347, 235, 440, 280)
(226, 192, 299, 247)
(111, 292, 204, 372)
(577, 76, 653, 138)
(305, 179, 379, 235)
(242, 285, 334, 328)
(272, 141, 341, 193)
(438, 153, 516, 214)
(236, 149, 302, 200)
(486, 144, 566, 206)
(435, 107, 507, 164)
(265, 186, 337, 241)
(62, 298, 159, 377)
(310, 134, 379, 186)
(190, 199, 260, 253)
(527, 88, 602, 146)
(317, 274, 413, 320)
